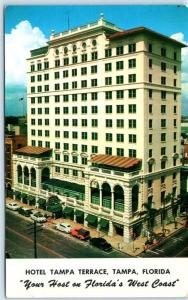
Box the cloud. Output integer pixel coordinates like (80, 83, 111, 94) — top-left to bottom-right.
(5, 20, 47, 86)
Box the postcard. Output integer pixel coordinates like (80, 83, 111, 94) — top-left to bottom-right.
(4, 3, 188, 298)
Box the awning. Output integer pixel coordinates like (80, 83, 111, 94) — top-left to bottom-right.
(114, 223, 123, 229)
(90, 154, 141, 169)
(75, 210, 84, 217)
(63, 207, 74, 215)
(27, 195, 35, 201)
(47, 204, 62, 213)
(15, 191, 20, 196)
(99, 218, 109, 229)
(38, 198, 46, 205)
(85, 214, 98, 224)
(21, 193, 27, 199)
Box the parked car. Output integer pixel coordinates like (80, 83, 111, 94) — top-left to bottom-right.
(6, 202, 20, 211)
(70, 228, 90, 240)
(89, 237, 112, 251)
(18, 207, 33, 217)
(55, 223, 72, 233)
(30, 211, 47, 223)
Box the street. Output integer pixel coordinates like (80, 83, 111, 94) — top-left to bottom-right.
(139, 227, 188, 257)
(6, 210, 131, 258)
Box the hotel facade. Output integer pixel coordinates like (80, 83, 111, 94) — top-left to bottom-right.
(12, 16, 186, 242)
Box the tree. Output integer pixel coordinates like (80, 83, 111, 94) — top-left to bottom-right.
(140, 203, 157, 236)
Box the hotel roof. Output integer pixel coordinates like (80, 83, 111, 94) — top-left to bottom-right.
(14, 146, 52, 156)
(90, 154, 141, 169)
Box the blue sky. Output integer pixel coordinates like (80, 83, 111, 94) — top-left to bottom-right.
(5, 5, 188, 116)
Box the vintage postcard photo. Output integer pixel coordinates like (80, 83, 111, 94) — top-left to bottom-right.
(4, 4, 188, 298)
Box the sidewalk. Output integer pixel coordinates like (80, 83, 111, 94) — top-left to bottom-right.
(6, 197, 186, 257)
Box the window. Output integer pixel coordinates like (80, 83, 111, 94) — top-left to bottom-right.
(31, 119, 35, 125)
(81, 93, 87, 101)
(149, 149, 152, 158)
(55, 166, 60, 173)
(31, 65, 35, 72)
(91, 79, 97, 87)
(44, 96, 49, 103)
(55, 142, 60, 149)
(91, 52, 98, 60)
(31, 108, 35, 114)
(129, 43, 136, 53)
(64, 119, 69, 126)
(174, 119, 177, 127)
(161, 161, 166, 169)
(105, 91, 112, 99)
(129, 74, 136, 83)
(73, 170, 78, 177)
(72, 56, 78, 64)
(116, 75, 124, 84)
(64, 155, 69, 162)
(81, 80, 87, 88)
(31, 76, 35, 82)
(81, 67, 87, 75)
(38, 130, 42, 137)
(72, 81, 77, 89)
(81, 145, 87, 152)
(82, 132, 88, 140)
(44, 73, 49, 81)
(45, 119, 49, 125)
(91, 65, 97, 74)
(91, 106, 98, 114)
(55, 60, 60, 67)
(149, 74, 152, 83)
(105, 48, 112, 57)
(129, 134, 136, 143)
(72, 94, 77, 102)
(161, 105, 166, 114)
(105, 77, 112, 85)
(63, 95, 69, 102)
(82, 157, 87, 165)
(92, 119, 98, 127)
(149, 134, 152, 143)
(116, 105, 124, 113)
(105, 63, 112, 72)
(72, 156, 78, 164)
(174, 132, 177, 141)
(38, 119, 42, 125)
(161, 76, 166, 85)
(38, 108, 42, 114)
(106, 133, 113, 141)
(161, 133, 166, 142)
(174, 65, 177, 74)
(92, 132, 98, 140)
(45, 141, 50, 148)
(55, 107, 60, 114)
(174, 52, 177, 60)
(174, 79, 177, 87)
(72, 132, 78, 139)
(44, 85, 49, 91)
(116, 90, 124, 99)
(149, 89, 152, 99)
(129, 119, 136, 128)
(149, 104, 152, 113)
(149, 119, 153, 129)
(44, 61, 49, 69)
(37, 63, 42, 70)
(161, 48, 166, 57)
(64, 168, 69, 175)
(106, 119, 113, 127)
(37, 86, 42, 92)
(72, 119, 78, 127)
(106, 105, 112, 113)
(149, 59, 152, 68)
(117, 134, 124, 142)
(64, 131, 69, 138)
(129, 89, 136, 98)
(117, 119, 124, 128)
(173, 173, 177, 180)
(116, 46, 124, 55)
(37, 97, 42, 103)
(129, 58, 136, 68)
(161, 91, 166, 100)
(72, 69, 77, 77)
(81, 54, 87, 62)
(55, 83, 60, 91)
(55, 119, 60, 126)
(116, 61, 124, 70)
(63, 70, 69, 78)
(161, 147, 166, 155)
(117, 148, 124, 156)
(64, 58, 69, 66)
(64, 143, 69, 150)
(31, 129, 35, 136)
(31, 97, 35, 104)
(148, 164, 153, 173)
(105, 147, 112, 155)
(91, 92, 98, 100)
(63, 83, 69, 90)
(149, 43, 152, 53)
(174, 106, 177, 114)
(173, 145, 177, 153)
(161, 119, 166, 128)
(37, 75, 42, 81)
(55, 154, 60, 161)
(81, 119, 87, 127)
(161, 62, 166, 71)
(81, 106, 87, 114)
(72, 106, 78, 114)
(129, 149, 136, 158)
(92, 146, 98, 154)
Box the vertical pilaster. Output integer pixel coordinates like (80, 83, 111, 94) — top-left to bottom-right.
(124, 187, 132, 219)
(123, 225, 132, 243)
(110, 191, 114, 215)
(84, 213, 88, 227)
(108, 221, 114, 237)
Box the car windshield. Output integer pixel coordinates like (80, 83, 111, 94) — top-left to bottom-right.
(35, 213, 43, 217)
(78, 229, 89, 236)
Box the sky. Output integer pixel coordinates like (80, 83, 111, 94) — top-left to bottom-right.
(4, 5, 188, 116)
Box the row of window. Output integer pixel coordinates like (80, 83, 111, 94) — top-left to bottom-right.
(148, 158, 178, 173)
(148, 74, 177, 87)
(148, 145, 177, 158)
(54, 166, 83, 177)
(148, 59, 177, 74)
(30, 104, 177, 115)
(147, 173, 177, 188)
(148, 132, 178, 144)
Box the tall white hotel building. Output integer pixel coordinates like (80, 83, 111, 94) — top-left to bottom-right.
(12, 16, 186, 242)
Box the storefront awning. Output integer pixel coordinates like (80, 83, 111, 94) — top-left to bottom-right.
(75, 210, 84, 217)
(27, 195, 35, 201)
(38, 198, 46, 204)
(21, 193, 27, 199)
(63, 207, 74, 215)
(47, 204, 62, 213)
(99, 218, 109, 228)
(85, 214, 97, 224)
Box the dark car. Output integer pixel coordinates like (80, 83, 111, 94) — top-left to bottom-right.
(18, 207, 33, 217)
(90, 237, 112, 251)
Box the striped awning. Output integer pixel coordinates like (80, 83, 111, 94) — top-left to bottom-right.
(90, 154, 141, 169)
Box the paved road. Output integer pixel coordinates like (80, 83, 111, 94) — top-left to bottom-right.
(6, 210, 131, 258)
(140, 227, 188, 257)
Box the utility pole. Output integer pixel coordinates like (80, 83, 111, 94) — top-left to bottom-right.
(28, 221, 43, 258)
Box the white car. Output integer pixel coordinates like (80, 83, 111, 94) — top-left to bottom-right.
(55, 223, 72, 233)
(30, 211, 47, 223)
(6, 202, 20, 211)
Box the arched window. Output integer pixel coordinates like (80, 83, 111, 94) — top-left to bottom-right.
(102, 183, 111, 209)
(31, 168, 36, 187)
(23, 166, 29, 185)
(132, 185, 139, 213)
(17, 165, 22, 183)
(114, 185, 124, 212)
(41, 167, 50, 183)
